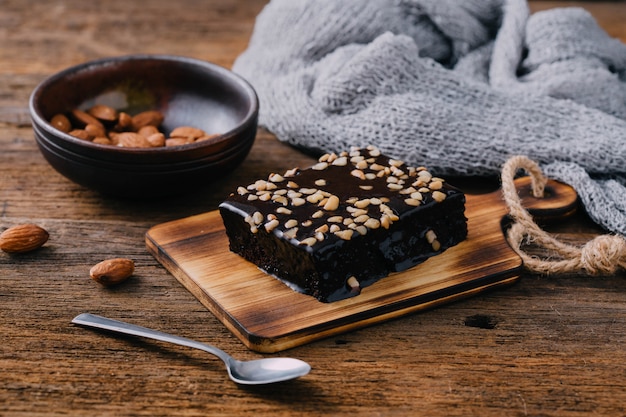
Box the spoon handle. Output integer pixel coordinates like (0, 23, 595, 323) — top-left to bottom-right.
(71, 313, 231, 364)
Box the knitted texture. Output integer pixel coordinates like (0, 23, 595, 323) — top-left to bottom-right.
(233, 0, 626, 236)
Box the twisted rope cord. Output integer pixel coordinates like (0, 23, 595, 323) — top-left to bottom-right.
(501, 156, 626, 275)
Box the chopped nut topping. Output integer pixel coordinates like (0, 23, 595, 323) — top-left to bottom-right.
(425, 230, 437, 244)
(368, 147, 381, 157)
(410, 192, 423, 201)
(347, 276, 360, 291)
(300, 237, 318, 246)
(351, 169, 366, 180)
(418, 171, 432, 182)
(284, 219, 298, 229)
(307, 192, 325, 204)
(315, 224, 329, 233)
(355, 225, 368, 235)
(429, 180, 443, 190)
(350, 208, 368, 217)
(311, 162, 328, 171)
(380, 215, 391, 229)
(354, 214, 369, 223)
(391, 167, 404, 177)
(283, 228, 298, 239)
(332, 157, 348, 166)
(355, 160, 368, 170)
(323, 195, 340, 211)
(253, 179, 268, 191)
(404, 198, 421, 207)
(432, 191, 447, 202)
(273, 196, 288, 205)
(269, 173, 284, 183)
(264, 219, 280, 232)
(334, 230, 354, 240)
(252, 212, 263, 225)
(284, 168, 299, 177)
(364, 218, 381, 229)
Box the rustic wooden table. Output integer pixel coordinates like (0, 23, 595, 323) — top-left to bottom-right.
(2, 1, 625, 416)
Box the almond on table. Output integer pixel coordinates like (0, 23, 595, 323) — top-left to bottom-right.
(89, 258, 135, 286)
(0, 224, 49, 254)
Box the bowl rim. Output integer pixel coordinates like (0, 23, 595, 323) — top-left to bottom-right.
(28, 53, 259, 155)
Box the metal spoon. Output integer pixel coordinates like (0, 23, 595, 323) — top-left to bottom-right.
(71, 313, 311, 385)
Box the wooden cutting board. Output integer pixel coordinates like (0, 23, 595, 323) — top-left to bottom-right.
(145, 177, 577, 353)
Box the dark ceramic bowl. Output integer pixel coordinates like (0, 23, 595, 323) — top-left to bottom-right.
(29, 54, 258, 198)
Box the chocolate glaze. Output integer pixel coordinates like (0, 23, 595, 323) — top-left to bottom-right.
(219, 147, 467, 302)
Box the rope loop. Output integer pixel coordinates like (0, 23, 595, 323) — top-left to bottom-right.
(501, 155, 626, 276)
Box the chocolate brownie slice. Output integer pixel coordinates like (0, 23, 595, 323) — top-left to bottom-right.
(219, 146, 467, 302)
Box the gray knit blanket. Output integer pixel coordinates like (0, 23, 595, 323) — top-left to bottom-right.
(233, 0, 626, 236)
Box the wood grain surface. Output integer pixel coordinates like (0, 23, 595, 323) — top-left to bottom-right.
(1, 1, 626, 416)
(146, 178, 578, 352)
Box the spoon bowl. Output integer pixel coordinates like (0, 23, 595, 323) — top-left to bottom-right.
(71, 313, 311, 385)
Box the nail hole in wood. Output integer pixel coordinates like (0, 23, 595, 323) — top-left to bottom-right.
(464, 314, 498, 329)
